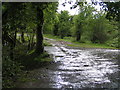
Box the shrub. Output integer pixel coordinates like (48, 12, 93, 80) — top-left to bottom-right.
(2, 56, 22, 88)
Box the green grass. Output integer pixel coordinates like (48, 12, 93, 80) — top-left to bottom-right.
(44, 34, 74, 42)
(68, 42, 118, 49)
(44, 34, 60, 40)
(44, 34, 118, 49)
(18, 76, 36, 83)
(34, 51, 52, 62)
(19, 50, 53, 70)
(43, 40, 52, 46)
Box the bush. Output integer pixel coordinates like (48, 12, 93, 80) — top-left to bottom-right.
(106, 37, 119, 48)
(2, 56, 22, 88)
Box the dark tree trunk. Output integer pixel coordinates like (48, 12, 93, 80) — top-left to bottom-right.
(76, 23, 82, 41)
(53, 24, 58, 36)
(61, 35, 64, 39)
(21, 31, 25, 43)
(60, 30, 64, 39)
(35, 7, 44, 54)
(60, 32, 64, 39)
(13, 31, 17, 47)
(3, 31, 15, 60)
(76, 30, 81, 41)
(30, 33, 35, 50)
(26, 34, 30, 50)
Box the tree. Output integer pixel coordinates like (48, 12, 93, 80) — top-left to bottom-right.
(91, 12, 116, 44)
(53, 13, 59, 36)
(103, 2, 120, 48)
(2, 2, 58, 87)
(43, 3, 58, 35)
(34, 4, 44, 54)
(74, 4, 95, 41)
(2, 2, 26, 59)
(58, 11, 71, 39)
(32, 2, 58, 54)
(104, 2, 120, 21)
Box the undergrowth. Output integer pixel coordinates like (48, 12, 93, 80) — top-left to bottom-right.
(3, 44, 52, 88)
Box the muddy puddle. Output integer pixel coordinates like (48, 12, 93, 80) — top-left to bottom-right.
(44, 46, 120, 88)
(17, 38, 120, 89)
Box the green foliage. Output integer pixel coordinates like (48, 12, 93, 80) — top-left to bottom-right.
(104, 20, 119, 48)
(2, 2, 119, 88)
(27, 49, 35, 55)
(105, 2, 120, 21)
(2, 56, 22, 88)
(43, 2, 58, 34)
(73, 4, 96, 41)
(91, 13, 108, 43)
(44, 10, 72, 37)
(44, 3, 119, 48)
(2, 2, 58, 87)
(106, 37, 119, 48)
(57, 11, 72, 38)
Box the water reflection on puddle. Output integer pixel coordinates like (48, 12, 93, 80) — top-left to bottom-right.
(45, 46, 119, 88)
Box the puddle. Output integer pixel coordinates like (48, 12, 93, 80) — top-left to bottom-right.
(17, 39, 120, 88)
(44, 46, 120, 88)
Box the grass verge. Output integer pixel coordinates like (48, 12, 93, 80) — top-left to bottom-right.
(68, 42, 118, 49)
(44, 34, 118, 49)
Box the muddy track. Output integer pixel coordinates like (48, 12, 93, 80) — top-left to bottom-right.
(16, 38, 120, 89)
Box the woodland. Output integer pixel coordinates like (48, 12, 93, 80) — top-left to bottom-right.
(2, 1, 120, 88)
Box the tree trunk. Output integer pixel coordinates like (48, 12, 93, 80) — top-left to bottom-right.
(26, 34, 30, 50)
(76, 23, 82, 41)
(30, 33, 35, 50)
(61, 33, 64, 39)
(21, 31, 25, 43)
(53, 24, 58, 36)
(76, 30, 81, 41)
(13, 31, 17, 47)
(35, 7, 44, 54)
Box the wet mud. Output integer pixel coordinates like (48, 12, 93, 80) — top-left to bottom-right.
(17, 38, 120, 89)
